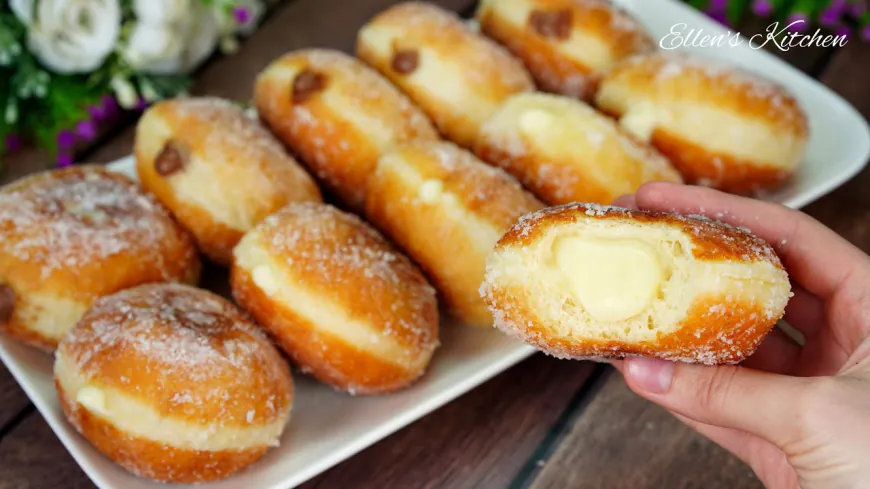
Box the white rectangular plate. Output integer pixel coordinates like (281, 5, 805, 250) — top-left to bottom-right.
(1, 1, 868, 488)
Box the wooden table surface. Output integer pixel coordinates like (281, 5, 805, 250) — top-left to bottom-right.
(1, 1, 869, 488)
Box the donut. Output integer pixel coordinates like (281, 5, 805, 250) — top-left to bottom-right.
(594, 53, 809, 193)
(0, 166, 200, 351)
(481, 203, 791, 364)
(254, 49, 438, 210)
(474, 92, 682, 205)
(231, 203, 439, 395)
(54, 283, 293, 483)
(135, 96, 322, 265)
(356, 1, 535, 149)
(476, 0, 655, 99)
(365, 140, 544, 327)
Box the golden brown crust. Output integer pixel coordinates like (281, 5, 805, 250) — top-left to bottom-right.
(135, 97, 322, 264)
(500, 202, 785, 265)
(356, 2, 534, 148)
(477, 0, 654, 99)
(58, 284, 293, 428)
(254, 49, 437, 210)
(231, 203, 439, 394)
(365, 140, 543, 326)
(57, 382, 269, 483)
(231, 266, 427, 394)
(484, 202, 788, 364)
(0, 166, 200, 350)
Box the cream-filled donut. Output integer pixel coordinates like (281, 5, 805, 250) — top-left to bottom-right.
(476, 0, 655, 99)
(365, 140, 543, 327)
(357, 1, 535, 148)
(475, 92, 682, 205)
(595, 53, 809, 193)
(254, 48, 438, 210)
(0, 166, 200, 351)
(55, 283, 293, 483)
(231, 203, 439, 395)
(482, 203, 791, 364)
(135, 97, 322, 265)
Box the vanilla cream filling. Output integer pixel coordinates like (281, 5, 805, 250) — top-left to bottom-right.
(552, 236, 665, 322)
(55, 352, 289, 451)
(14, 291, 89, 343)
(618, 101, 659, 143)
(234, 238, 424, 369)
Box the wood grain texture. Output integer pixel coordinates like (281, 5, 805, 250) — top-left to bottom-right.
(301, 357, 598, 489)
(0, 368, 31, 429)
(526, 370, 763, 489)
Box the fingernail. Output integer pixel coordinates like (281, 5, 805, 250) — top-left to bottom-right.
(626, 357, 674, 394)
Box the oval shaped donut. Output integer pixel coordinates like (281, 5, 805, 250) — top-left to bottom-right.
(254, 48, 438, 210)
(475, 92, 682, 205)
(595, 53, 809, 193)
(231, 202, 439, 395)
(476, 0, 655, 99)
(357, 1, 535, 148)
(135, 97, 322, 265)
(55, 283, 293, 483)
(481, 203, 791, 364)
(365, 140, 543, 327)
(0, 166, 200, 351)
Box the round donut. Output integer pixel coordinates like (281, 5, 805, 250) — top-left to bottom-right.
(481, 203, 791, 364)
(475, 92, 682, 205)
(0, 166, 200, 351)
(365, 140, 543, 327)
(135, 96, 322, 265)
(476, 0, 655, 99)
(594, 53, 809, 193)
(356, 1, 535, 149)
(231, 202, 439, 395)
(254, 48, 438, 210)
(54, 283, 293, 483)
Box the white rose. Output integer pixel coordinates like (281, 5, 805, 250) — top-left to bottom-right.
(9, 0, 34, 25)
(133, 0, 192, 26)
(123, 22, 185, 74)
(26, 0, 121, 74)
(179, 2, 220, 73)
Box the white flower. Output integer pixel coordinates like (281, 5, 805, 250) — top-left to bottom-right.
(111, 76, 138, 109)
(123, 22, 185, 74)
(179, 1, 220, 72)
(22, 0, 121, 74)
(133, 0, 192, 26)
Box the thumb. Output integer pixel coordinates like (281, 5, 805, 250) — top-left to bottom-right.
(622, 357, 814, 449)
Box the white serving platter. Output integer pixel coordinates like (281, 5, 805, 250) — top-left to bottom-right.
(1, 1, 868, 488)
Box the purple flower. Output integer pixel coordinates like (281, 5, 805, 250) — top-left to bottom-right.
(87, 103, 105, 122)
(57, 130, 76, 149)
(233, 7, 250, 24)
(835, 25, 853, 40)
(707, 0, 728, 10)
(863, 24, 870, 41)
(751, 0, 774, 17)
(851, 3, 867, 17)
(76, 120, 97, 140)
(101, 94, 119, 115)
(786, 13, 809, 32)
(57, 153, 74, 168)
(708, 9, 730, 26)
(135, 98, 149, 111)
(3, 134, 22, 153)
(820, 1, 848, 27)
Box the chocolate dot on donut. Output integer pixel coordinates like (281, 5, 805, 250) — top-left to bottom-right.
(391, 49, 419, 75)
(292, 70, 326, 104)
(529, 9, 573, 40)
(155, 141, 188, 177)
(0, 284, 14, 323)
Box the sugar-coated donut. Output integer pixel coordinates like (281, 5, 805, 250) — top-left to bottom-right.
(254, 49, 438, 210)
(481, 203, 791, 364)
(0, 166, 200, 351)
(54, 284, 293, 483)
(595, 53, 809, 193)
(231, 203, 439, 395)
(357, 2, 535, 149)
(475, 92, 682, 205)
(365, 140, 543, 327)
(135, 97, 322, 265)
(476, 0, 655, 99)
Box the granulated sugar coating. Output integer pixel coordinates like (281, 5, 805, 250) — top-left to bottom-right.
(0, 166, 195, 280)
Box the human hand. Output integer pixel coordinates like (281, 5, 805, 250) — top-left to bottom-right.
(610, 181, 870, 489)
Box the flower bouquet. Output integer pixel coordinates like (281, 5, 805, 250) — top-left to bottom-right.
(688, 0, 870, 36)
(0, 0, 270, 171)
